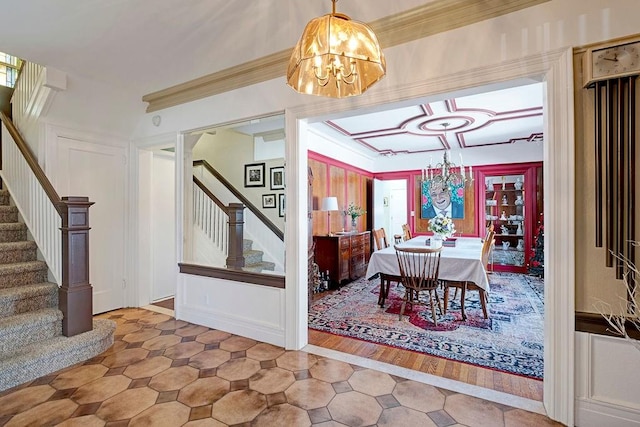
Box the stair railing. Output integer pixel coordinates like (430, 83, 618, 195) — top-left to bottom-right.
(193, 176, 246, 268)
(193, 160, 284, 271)
(0, 111, 93, 337)
(10, 61, 42, 127)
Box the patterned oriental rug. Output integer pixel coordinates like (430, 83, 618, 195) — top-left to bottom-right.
(309, 272, 544, 380)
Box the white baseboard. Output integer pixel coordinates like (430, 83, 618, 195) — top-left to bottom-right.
(177, 304, 285, 348)
(576, 399, 640, 427)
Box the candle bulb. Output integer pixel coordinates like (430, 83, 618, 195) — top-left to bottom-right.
(469, 165, 473, 179)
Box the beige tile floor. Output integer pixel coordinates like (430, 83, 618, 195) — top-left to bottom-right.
(0, 308, 563, 426)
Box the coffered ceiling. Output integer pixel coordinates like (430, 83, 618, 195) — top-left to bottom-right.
(308, 83, 544, 158)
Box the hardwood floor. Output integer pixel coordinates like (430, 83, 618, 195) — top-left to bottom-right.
(308, 290, 544, 402)
(308, 329, 543, 401)
(151, 297, 174, 310)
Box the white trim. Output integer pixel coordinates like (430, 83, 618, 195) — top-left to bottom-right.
(129, 131, 179, 308)
(285, 48, 575, 425)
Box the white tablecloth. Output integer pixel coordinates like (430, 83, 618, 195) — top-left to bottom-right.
(365, 236, 490, 291)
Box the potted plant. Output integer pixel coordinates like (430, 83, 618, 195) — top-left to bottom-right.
(344, 203, 366, 231)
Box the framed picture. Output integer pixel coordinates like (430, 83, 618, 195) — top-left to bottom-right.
(244, 163, 265, 187)
(262, 194, 276, 208)
(270, 166, 285, 190)
(278, 193, 285, 217)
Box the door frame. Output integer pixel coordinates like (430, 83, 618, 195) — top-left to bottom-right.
(285, 48, 575, 424)
(129, 132, 178, 308)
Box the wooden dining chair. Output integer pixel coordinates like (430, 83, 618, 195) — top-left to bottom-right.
(372, 228, 389, 251)
(443, 231, 493, 320)
(394, 245, 443, 324)
(401, 224, 412, 241)
(373, 228, 403, 307)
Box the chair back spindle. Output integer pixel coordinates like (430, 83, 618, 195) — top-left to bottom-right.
(394, 245, 442, 323)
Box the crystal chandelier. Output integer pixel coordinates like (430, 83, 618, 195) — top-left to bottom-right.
(286, 0, 386, 98)
(422, 124, 473, 187)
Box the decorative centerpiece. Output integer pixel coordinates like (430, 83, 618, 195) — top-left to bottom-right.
(344, 203, 366, 232)
(428, 214, 455, 247)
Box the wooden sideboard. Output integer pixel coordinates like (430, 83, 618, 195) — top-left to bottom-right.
(313, 231, 371, 289)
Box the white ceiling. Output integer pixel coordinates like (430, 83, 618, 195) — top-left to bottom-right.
(0, 0, 430, 98)
(2, 1, 543, 156)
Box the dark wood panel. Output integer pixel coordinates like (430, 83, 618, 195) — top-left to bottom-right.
(309, 158, 328, 236)
(575, 311, 640, 340)
(329, 166, 346, 233)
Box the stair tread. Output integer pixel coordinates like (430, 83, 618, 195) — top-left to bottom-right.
(0, 223, 26, 230)
(0, 241, 37, 249)
(0, 319, 113, 362)
(0, 282, 57, 299)
(0, 319, 116, 392)
(0, 260, 47, 272)
(0, 308, 62, 329)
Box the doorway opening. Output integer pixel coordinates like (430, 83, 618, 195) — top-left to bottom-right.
(373, 178, 408, 242)
(288, 49, 575, 420)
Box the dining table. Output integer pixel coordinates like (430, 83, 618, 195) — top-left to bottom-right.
(366, 236, 490, 317)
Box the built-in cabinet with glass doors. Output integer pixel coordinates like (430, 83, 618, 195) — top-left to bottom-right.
(476, 163, 542, 273)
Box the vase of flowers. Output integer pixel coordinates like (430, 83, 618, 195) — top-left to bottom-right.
(344, 203, 366, 232)
(428, 213, 456, 246)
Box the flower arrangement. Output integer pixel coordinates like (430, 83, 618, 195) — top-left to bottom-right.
(344, 203, 366, 220)
(428, 213, 456, 239)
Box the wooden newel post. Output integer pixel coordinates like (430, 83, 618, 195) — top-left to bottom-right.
(226, 203, 245, 269)
(58, 196, 95, 337)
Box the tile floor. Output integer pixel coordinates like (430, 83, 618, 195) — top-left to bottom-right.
(0, 308, 563, 426)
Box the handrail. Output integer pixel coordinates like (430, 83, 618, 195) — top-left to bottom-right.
(193, 176, 227, 212)
(1, 111, 93, 337)
(194, 159, 284, 241)
(0, 110, 63, 216)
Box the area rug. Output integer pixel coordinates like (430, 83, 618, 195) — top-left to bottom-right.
(308, 272, 544, 379)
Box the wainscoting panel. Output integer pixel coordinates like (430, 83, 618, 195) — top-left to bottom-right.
(575, 331, 640, 426)
(177, 273, 286, 347)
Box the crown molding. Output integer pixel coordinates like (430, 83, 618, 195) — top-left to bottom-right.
(142, 0, 550, 113)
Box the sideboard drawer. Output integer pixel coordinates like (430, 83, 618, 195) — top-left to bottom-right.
(314, 231, 371, 288)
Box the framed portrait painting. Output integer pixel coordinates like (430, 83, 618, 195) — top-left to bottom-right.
(244, 163, 265, 187)
(270, 166, 285, 190)
(262, 194, 276, 208)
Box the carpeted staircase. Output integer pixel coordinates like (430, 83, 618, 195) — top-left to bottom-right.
(0, 189, 115, 392)
(242, 238, 276, 273)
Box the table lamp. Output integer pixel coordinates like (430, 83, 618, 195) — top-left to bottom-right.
(321, 196, 339, 235)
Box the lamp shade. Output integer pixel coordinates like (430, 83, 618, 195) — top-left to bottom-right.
(287, 10, 386, 98)
(321, 196, 339, 211)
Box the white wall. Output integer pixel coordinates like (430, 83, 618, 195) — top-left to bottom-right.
(45, 124, 128, 314)
(193, 130, 285, 230)
(151, 153, 176, 301)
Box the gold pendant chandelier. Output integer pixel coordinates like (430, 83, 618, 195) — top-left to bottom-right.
(287, 0, 386, 98)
